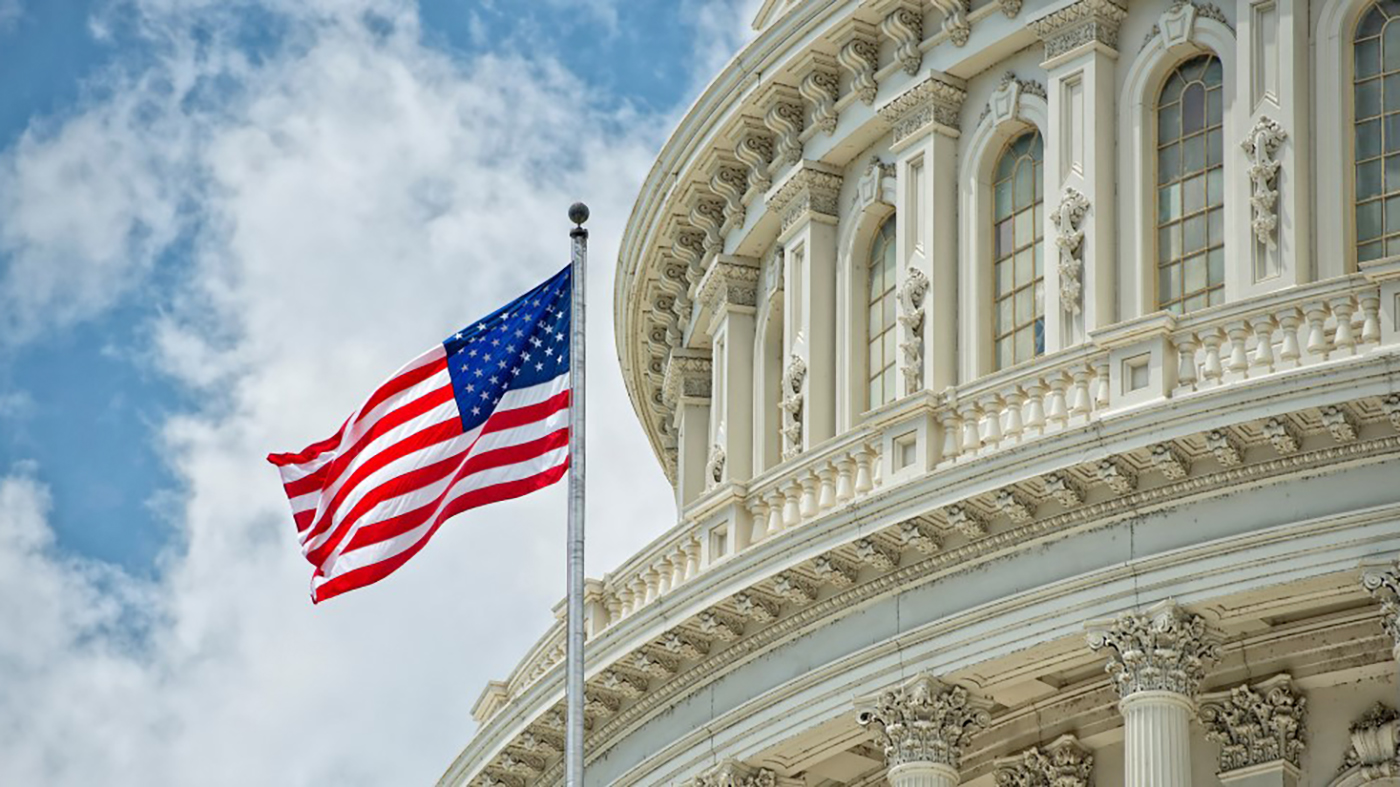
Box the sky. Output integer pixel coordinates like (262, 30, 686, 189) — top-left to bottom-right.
(0, 1, 759, 784)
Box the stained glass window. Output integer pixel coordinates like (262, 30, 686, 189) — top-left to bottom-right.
(1156, 54, 1225, 313)
(868, 218, 898, 408)
(1354, 0, 1400, 262)
(992, 130, 1045, 370)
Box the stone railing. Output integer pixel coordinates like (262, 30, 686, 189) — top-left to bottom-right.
(477, 272, 1399, 725)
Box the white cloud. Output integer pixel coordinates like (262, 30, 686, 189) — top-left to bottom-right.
(0, 1, 756, 785)
(0, 0, 20, 30)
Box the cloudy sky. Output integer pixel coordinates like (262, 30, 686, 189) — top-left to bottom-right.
(0, 1, 758, 783)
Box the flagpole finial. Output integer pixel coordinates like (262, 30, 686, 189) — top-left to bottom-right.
(568, 202, 590, 233)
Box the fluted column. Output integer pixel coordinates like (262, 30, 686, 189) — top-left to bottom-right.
(1086, 601, 1221, 787)
(856, 674, 991, 787)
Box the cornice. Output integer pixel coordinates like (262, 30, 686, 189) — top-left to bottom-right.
(764, 161, 844, 236)
(876, 71, 968, 146)
(662, 350, 713, 408)
(1028, 0, 1128, 61)
(697, 255, 761, 316)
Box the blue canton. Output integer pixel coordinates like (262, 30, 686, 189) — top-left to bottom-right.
(442, 265, 572, 433)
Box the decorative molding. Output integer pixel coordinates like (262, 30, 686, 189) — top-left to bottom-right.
(1142, 0, 1232, 49)
(898, 267, 930, 396)
(944, 503, 987, 538)
(1086, 600, 1221, 699)
(1338, 703, 1400, 778)
(710, 161, 750, 234)
(1262, 417, 1301, 454)
(1206, 428, 1244, 466)
(766, 163, 843, 235)
(1361, 558, 1400, 657)
(1095, 457, 1136, 494)
(854, 537, 900, 570)
(985, 72, 1046, 128)
(686, 759, 783, 787)
(1051, 188, 1090, 316)
(1321, 404, 1359, 442)
(837, 21, 880, 105)
(698, 256, 761, 314)
(996, 488, 1036, 524)
(993, 735, 1094, 787)
(897, 520, 944, 553)
(1029, 0, 1128, 61)
(762, 87, 806, 170)
(797, 54, 841, 136)
(998, 0, 1023, 18)
(706, 444, 726, 490)
(877, 73, 968, 146)
(1199, 675, 1306, 772)
(1151, 442, 1192, 479)
(780, 354, 808, 460)
(1043, 471, 1085, 507)
(1383, 394, 1400, 430)
(928, 0, 972, 46)
(856, 675, 991, 768)
(662, 352, 713, 408)
(881, 4, 925, 75)
(854, 157, 896, 215)
(1242, 116, 1287, 247)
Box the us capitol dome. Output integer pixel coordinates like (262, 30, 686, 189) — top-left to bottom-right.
(441, 0, 1400, 782)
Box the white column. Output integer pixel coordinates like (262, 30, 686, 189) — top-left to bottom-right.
(698, 255, 759, 486)
(856, 674, 990, 787)
(662, 349, 712, 508)
(1030, 0, 1126, 350)
(1087, 600, 1222, 787)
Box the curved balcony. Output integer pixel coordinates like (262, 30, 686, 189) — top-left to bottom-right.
(442, 267, 1400, 787)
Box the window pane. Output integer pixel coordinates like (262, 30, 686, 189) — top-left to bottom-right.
(1159, 183, 1180, 223)
(1161, 71, 1185, 104)
(1015, 209, 1033, 248)
(1360, 240, 1386, 261)
(1159, 223, 1181, 261)
(1385, 111, 1400, 151)
(1034, 242, 1044, 276)
(1182, 133, 1206, 172)
(1208, 248, 1225, 286)
(1160, 263, 1181, 301)
(1158, 143, 1180, 184)
(1359, 8, 1387, 41)
(1205, 56, 1223, 84)
(1016, 326, 1033, 361)
(996, 338, 1011, 369)
(998, 297, 1013, 335)
(1207, 129, 1223, 167)
(1386, 20, 1400, 70)
(1182, 84, 1206, 133)
(1183, 174, 1206, 214)
(997, 259, 1013, 293)
(883, 291, 896, 326)
(1034, 317, 1045, 354)
(1359, 198, 1385, 240)
(1386, 194, 1400, 230)
(1359, 79, 1383, 119)
(1207, 168, 1224, 207)
(1186, 292, 1209, 313)
(1184, 214, 1207, 254)
(1359, 159, 1384, 201)
(1359, 118, 1383, 159)
(995, 180, 1012, 218)
(1158, 103, 1181, 141)
(1207, 88, 1223, 125)
(1014, 159, 1034, 207)
(1387, 152, 1400, 190)
(1208, 206, 1225, 245)
(1016, 247, 1033, 284)
(884, 327, 896, 361)
(1016, 287, 1032, 323)
(997, 219, 1014, 256)
(1185, 254, 1207, 292)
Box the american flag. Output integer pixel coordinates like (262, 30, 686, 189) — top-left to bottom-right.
(268, 266, 573, 603)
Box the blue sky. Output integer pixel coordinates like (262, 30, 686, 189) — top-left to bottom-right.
(0, 1, 755, 784)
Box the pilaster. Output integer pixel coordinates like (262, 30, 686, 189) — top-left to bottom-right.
(663, 349, 713, 507)
(1031, 0, 1126, 350)
(1086, 600, 1222, 786)
(877, 72, 967, 394)
(766, 162, 842, 455)
(856, 673, 991, 787)
(698, 256, 760, 487)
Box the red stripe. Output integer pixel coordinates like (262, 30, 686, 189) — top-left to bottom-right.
(340, 427, 570, 552)
(294, 509, 315, 532)
(354, 356, 448, 428)
(310, 461, 568, 604)
(300, 416, 464, 548)
(483, 389, 570, 434)
(314, 384, 456, 498)
(283, 465, 329, 500)
(267, 422, 348, 467)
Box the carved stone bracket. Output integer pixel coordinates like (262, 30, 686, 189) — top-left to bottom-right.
(766, 163, 843, 236)
(998, 0, 1023, 17)
(762, 86, 806, 170)
(1362, 557, 1400, 657)
(1051, 188, 1090, 315)
(710, 160, 750, 234)
(689, 192, 727, 256)
(856, 675, 991, 768)
(1029, 0, 1129, 61)
(1242, 116, 1287, 247)
(780, 354, 808, 460)
(1198, 674, 1306, 773)
(1338, 703, 1400, 778)
(1085, 600, 1221, 699)
(855, 157, 896, 214)
(881, 3, 925, 75)
(877, 72, 968, 147)
(837, 21, 880, 105)
(734, 118, 775, 197)
(993, 735, 1094, 787)
(898, 267, 930, 396)
(928, 0, 972, 46)
(986, 71, 1047, 128)
(797, 53, 841, 136)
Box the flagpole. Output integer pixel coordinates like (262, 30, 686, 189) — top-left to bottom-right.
(565, 202, 589, 787)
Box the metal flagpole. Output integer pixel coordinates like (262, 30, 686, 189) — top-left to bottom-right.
(565, 202, 589, 787)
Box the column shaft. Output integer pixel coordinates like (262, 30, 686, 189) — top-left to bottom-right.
(887, 761, 959, 787)
(1122, 691, 1195, 787)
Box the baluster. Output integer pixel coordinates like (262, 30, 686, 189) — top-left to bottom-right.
(940, 410, 962, 461)
(799, 472, 819, 518)
(1094, 360, 1110, 409)
(1304, 302, 1330, 359)
(1251, 316, 1276, 373)
(834, 456, 855, 502)
(605, 593, 621, 629)
(1023, 381, 1047, 435)
(1361, 293, 1382, 344)
(748, 497, 769, 543)
(781, 482, 801, 528)
(1047, 374, 1070, 427)
(1003, 389, 1026, 441)
(1070, 368, 1092, 418)
(1175, 335, 1199, 391)
(643, 572, 659, 605)
(980, 395, 1004, 447)
(764, 489, 785, 535)
(869, 442, 883, 487)
(1225, 321, 1251, 376)
(1277, 308, 1302, 367)
(961, 405, 982, 453)
(854, 447, 875, 494)
(630, 577, 647, 613)
(1200, 330, 1225, 384)
(817, 463, 837, 510)
(685, 537, 701, 577)
(655, 557, 672, 595)
(1332, 297, 1357, 355)
(618, 586, 634, 618)
(672, 546, 688, 586)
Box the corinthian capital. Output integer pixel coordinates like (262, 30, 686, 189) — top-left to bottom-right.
(994, 735, 1094, 787)
(1198, 675, 1306, 773)
(856, 674, 991, 768)
(1085, 600, 1221, 700)
(1028, 0, 1127, 62)
(687, 759, 788, 787)
(1362, 558, 1400, 658)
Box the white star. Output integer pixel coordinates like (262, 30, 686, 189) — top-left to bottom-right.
(530, 337, 542, 347)
(474, 369, 483, 378)
(535, 363, 544, 371)
(511, 367, 520, 376)
(522, 352, 531, 361)
(454, 331, 464, 340)
(514, 329, 524, 338)
(466, 384, 475, 392)
(471, 406, 481, 415)
(490, 375, 499, 384)
(476, 322, 486, 331)
(480, 391, 490, 400)
(460, 364, 468, 372)
(498, 359, 507, 369)
(492, 338, 500, 347)
(469, 349, 478, 357)
(544, 347, 554, 357)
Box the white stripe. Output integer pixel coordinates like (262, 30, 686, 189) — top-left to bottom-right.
(314, 446, 570, 585)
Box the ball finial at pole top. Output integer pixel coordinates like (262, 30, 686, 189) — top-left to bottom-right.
(568, 202, 590, 227)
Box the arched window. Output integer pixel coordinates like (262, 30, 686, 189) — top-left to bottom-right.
(1354, 1, 1400, 262)
(992, 130, 1044, 370)
(867, 218, 897, 408)
(1156, 54, 1224, 313)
